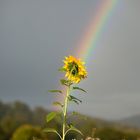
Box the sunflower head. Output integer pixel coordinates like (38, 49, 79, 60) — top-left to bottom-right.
(62, 56, 87, 83)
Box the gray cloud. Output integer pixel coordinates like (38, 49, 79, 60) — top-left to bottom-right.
(0, 0, 140, 120)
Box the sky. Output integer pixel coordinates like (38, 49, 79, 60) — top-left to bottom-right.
(0, 0, 140, 120)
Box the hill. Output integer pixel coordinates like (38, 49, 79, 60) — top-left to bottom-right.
(118, 114, 140, 128)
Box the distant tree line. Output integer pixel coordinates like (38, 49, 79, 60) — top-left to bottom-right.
(0, 100, 139, 140)
(0, 100, 49, 140)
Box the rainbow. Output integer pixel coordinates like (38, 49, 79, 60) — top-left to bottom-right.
(54, 0, 118, 110)
(75, 0, 117, 63)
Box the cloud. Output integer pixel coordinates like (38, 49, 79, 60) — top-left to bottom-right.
(0, 0, 140, 120)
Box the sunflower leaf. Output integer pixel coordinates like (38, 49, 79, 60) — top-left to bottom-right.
(58, 67, 66, 72)
(66, 125, 83, 136)
(43, 128, 57, 133)
(70, 126, 83, 136)
(71, 99, 79, 105)
(43, 128, 62, 139)
(60, 79, 67, 86)
(60, 79, 72, 86)
(73, 86, 87, 93)
(48, 90, 62, 94)
(68, 95, 82, 104)
(67, 122, 75, 128)
(53, 101, 63, 107)
(46, 112, 57, 122)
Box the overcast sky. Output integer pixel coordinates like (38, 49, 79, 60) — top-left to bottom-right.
(0, 0, 140, 120)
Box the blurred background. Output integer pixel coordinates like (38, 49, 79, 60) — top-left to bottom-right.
(0, 0, 140, 139)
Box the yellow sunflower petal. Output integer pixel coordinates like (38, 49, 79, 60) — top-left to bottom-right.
(62, 55, 87, 83)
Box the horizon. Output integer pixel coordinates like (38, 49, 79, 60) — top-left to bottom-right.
(1, 99, 140, 122)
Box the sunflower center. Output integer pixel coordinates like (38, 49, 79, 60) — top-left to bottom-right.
(68, 62, 79, 76)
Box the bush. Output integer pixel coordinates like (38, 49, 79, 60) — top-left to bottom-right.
(11, 124, 43, 140)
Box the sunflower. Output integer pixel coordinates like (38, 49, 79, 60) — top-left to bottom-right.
(63, 56, 87, 83)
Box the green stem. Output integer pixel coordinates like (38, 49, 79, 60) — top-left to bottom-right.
(62, 85, 70, 140)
